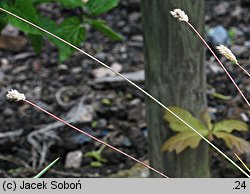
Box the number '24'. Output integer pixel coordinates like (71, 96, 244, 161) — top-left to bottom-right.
(234, 181, 246, 190)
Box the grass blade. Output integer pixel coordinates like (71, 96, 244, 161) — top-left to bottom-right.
(34, 157, 60, 178)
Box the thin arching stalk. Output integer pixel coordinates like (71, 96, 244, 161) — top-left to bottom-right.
(236, 62, 250, 78)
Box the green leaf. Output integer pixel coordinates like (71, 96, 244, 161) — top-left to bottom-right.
(58, 0, 84, 8)
(162, 130, 208, 154)
(164, 106, 207, 132)
(38, 16, 58, 37)
(38, 16, 59, 46)
(228, 27, 236, 45)
(0, 13, 7, 32)
(102, 98, 112, 105)
(39, 16, 86, 61)
(86, 0, 120, 15)
(213, 132, 250, 154)
(34, 157, 60, 178)
(91, 19, 123, 41)
(90, 161, 103, 168)
(0, 0, 9, 31)
(56, 17, 86, 61)
(228, 28, 236, 40)
(32, 0, 51, 4)
(33, 0, 84, 8)
(0, 0, 11, 7)
(211, 92, 232, 100)
(59, 17, 86, 44)
(6, 0, 41, 34)
(84, 151, 107, 163)
(28, 34, 43, 54)
(213, 120, 248, 133)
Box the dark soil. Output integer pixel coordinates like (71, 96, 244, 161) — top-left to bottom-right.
(0, 0, 250, 178)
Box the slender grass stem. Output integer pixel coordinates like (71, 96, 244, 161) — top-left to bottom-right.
(236, 62, 250, 77)
(187, 22, 250, 108)
(234, 153, 250, 174)
(1, 7, 250, 177)
(24, 99, 169, 178)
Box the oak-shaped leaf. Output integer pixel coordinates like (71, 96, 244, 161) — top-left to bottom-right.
(213, 120, 248, 133)
(162, 130, 208, 154)
(213, 132, 250, 154)
(164, 106, 207, 132)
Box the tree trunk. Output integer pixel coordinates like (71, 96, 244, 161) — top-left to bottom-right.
(141, 0, 210, 177)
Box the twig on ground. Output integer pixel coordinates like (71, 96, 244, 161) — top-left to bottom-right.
(0, 154, 31, 169)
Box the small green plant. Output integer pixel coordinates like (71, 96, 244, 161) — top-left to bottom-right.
(84, 144, 107, 168)
(0, 0, 123, 61)
(162, 106, 250, 154)
(101, 98, 112, 106)
(228, 27, 236, 45)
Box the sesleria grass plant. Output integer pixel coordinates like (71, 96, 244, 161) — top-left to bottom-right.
(170, 9, 250, 108)
(1, 7, 250, 177)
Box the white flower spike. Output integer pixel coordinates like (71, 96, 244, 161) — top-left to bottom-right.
(6, 89, 26, 101)
(170, 9, 189, 22)
(216, 45, 237, 63)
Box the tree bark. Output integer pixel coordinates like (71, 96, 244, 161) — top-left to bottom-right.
(141, 0, 210, 177)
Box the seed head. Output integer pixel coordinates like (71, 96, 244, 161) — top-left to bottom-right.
(216, 45, 237, 63)
(6, 89, 26, 101)
(170, 9, 189, 22)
